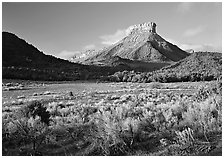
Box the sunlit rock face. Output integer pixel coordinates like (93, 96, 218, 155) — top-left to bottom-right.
(126, 22, 157, 35)
(72, 22, 189, 65)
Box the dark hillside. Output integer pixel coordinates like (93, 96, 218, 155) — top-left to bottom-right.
(2, 32, 126, 81)
(107, 52, 222, 83)
(156, 52, 222, 82)
(3, 32, 82, 68)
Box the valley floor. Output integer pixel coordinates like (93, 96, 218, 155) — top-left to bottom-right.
(2, 79, 215, 104)
(2, 80, 222, 156)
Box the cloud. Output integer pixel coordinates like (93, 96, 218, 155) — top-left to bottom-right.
(177, 2, 193, 13)
(183, 26, 205, 37)
(165, 38, 221, 52)
(83, 44, 96, 50)
(57, 50, 81, 60)
(100, 29, 126, 45)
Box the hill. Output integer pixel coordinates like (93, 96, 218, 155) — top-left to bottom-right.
(107, 52, 222, 83)
(161, 51, 221, 73)
(155, 51, 222, 82)
(3, 32, 80, 68)
(2, 32, 126, 81)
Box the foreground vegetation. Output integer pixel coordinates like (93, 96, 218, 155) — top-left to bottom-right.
(2, 80, 222, 156)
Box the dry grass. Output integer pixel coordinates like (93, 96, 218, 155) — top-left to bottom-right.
(2, 80, 222, 156)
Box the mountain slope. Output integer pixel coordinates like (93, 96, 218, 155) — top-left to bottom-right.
(2, 32, 125, 81)
(3, 32, 77, 68)
(75, 22, 189, 66)
(159, 51, 222, 77)
(107, 52, 222, 83)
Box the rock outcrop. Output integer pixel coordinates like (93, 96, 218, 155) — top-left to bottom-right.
(126, 22, 157, 35)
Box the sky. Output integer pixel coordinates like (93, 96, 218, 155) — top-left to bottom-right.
(2, 2, 222, 60)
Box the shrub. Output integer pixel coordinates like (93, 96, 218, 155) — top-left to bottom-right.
(4, 116, 50, 156)
(20, 101, 51, 125)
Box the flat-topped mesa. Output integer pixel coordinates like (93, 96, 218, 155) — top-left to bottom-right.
(126, 22, 157, 35)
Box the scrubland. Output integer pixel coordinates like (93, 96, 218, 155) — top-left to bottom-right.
(2, 80, 222, 156)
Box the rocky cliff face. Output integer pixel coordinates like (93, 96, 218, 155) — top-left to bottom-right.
(71, 22, 189, 65)
(126, 22, 157, 35)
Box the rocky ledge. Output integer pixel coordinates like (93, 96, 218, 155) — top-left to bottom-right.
(126, 22, 157, 35)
